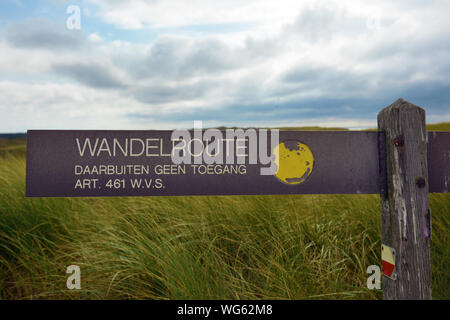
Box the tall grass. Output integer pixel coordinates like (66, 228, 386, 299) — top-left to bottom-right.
(0, 126, 448, 299)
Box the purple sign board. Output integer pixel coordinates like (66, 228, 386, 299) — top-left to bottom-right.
(25, 130, 449, 197)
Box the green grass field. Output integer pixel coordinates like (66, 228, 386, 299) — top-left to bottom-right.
(0, 125, 448, 299)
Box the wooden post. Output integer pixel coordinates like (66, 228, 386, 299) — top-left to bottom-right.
(377, 98, 432, 300)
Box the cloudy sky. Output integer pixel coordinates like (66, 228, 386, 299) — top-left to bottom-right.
(1, 0, 449, 132)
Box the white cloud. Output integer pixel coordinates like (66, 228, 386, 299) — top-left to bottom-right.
(0, 0, 449, 132)
(0, 81, 157, 132)
(88, 32, 103, 43)
(90, 0, 306, 29)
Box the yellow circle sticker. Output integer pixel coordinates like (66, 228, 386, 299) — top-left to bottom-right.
(273, 140, 314, 184)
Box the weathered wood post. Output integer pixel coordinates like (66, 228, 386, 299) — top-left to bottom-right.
(377, 98, 432, 299)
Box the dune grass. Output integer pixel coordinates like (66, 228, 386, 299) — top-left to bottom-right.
(0, 125, 448, 299)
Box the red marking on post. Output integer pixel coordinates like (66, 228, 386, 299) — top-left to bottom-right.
(382, 260, 395, 278)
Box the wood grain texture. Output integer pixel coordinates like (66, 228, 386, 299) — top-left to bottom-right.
(378, 98, 432, 299)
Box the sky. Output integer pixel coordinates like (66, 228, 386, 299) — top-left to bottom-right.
(0, 0, 449, 132)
